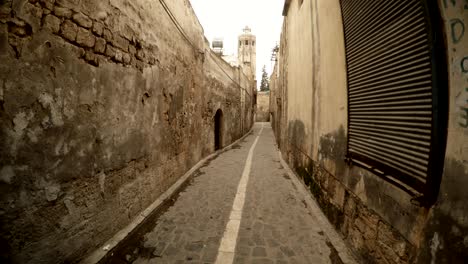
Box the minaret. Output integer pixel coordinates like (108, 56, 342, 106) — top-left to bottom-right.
(238, 26, 257, 80)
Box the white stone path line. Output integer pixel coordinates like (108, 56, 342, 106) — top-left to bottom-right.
(215, 124, 264, 264)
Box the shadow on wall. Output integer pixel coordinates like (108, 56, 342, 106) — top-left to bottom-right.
(318, 126, 347, 176)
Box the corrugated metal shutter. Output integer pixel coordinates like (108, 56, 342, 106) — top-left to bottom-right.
(339, 0, 439, 193)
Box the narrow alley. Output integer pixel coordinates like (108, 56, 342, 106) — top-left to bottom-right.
(1, 0, 467, 263)
(101, 123, 355, 264)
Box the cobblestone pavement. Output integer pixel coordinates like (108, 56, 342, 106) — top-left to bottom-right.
(106, 123, 354, 264)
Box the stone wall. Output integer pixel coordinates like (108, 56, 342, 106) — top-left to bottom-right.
(272, 0, 468, 263)
(255, 91, 270, 122)
(0, 0, 254, 263)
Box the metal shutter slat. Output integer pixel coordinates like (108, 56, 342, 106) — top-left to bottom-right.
(347, 28, 428, 67)
(350, 118, 431, 129)
(349, 63, 431, 88)
(344, 0, 410, 45)
(346, 4, 423, 58)
(349, 122, 431, 135)
(349, 52, 429, 83)
(348, 39, 429, 76)
(348, 129, 431, 150)
(349, 74, 432, 93)
(349, 98, 432, 109)
(349, 137, 429, 165)
(349, 82, 431, 97)
(349, 126, 431, 141)
(350, 115, 432, 122)
(348, 147, 426, 181)
(350, 92, 432, 105)
(349, 105, 432, 112)
(349, 110, 432, 116)
(348, 142, 428, 179)
(349, 87, 431, 102)
(349, 59, 430, 87)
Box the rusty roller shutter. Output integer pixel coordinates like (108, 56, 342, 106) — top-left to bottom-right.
(339, 0, 447, 195)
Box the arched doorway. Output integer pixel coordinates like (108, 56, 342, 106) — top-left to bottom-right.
(214, 109, 223, 150)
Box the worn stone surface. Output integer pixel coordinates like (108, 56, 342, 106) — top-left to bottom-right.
(105, 124, 350, 264)
(0, 0, 255, 263)
(60, 19, 77, 41)
(72, 12, 92, 29)
(53, 6, 72, 18)
(76, 26, 95, 48)
(43, 14, 60, 33)
(94, 37, 106, 54)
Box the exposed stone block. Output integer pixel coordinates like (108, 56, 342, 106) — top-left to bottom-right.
(0, 5, 11, 20)
(105, 44, 116, 58)
(111, 34, 129, 51)
(114, 50, 123, 62)
(128, 44, 136, 55)
(103, 28, 112, 42)
(355, 215, 377, 241)
(53, 6, 72, 18)
(92, 21, 103, 36)
(60, 20, 78, 41)
(72, 12, 92, 29)
(56, 0, 78, 9)
(27, 2, 43, 18)
(377, 222, 410, 261)
(40, 0, 55, 10)
(94, 37, 106, 54)
(122, 53, 131, 64)
(344, 195, 356, 217)
(136, 49, 145, 61)
(43, 14, 61, 33)
(84, 51, 98, 66)
(76, 27, 95, 48)
(136, 60, 144, 71)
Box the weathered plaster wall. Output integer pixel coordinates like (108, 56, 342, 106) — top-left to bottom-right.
(273, 0, 468, 263)
(0, 0, 254, 263)
(255, 91, 270, 122)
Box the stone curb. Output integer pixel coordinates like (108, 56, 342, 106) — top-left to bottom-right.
(80, 127, 255, 264)
(278, 150, 360, 264)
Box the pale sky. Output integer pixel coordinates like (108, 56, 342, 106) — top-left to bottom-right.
(189, 0, 284, 89)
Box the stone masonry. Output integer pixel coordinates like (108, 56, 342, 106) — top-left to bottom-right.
(0, 0, 254, 263)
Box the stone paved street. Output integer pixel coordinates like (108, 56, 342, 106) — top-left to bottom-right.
(105, 123, 355, 264)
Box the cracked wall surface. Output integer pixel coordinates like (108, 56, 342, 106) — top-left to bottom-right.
(0, 0, 254, 263)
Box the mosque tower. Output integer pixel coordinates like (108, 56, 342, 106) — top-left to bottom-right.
(238, 26, 257, 80)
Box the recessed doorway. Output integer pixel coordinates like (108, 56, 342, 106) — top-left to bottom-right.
(214, 109, 223, 150)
